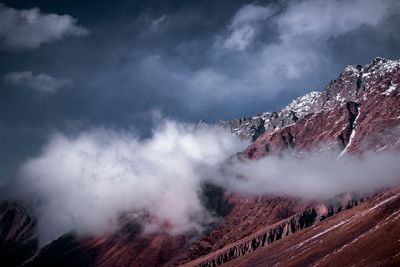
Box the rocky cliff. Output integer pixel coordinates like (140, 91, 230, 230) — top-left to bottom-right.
(216, 91, 321, 141)
(180, 188, 400, 267)
(170, 195, 314, 266)
(184, 208, 319, 267)
(171, 191, 374, 267)
(243, 57, 400, 158)
(222, 188, 400, 267)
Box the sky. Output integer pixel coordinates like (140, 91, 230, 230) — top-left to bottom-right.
(1, 0, 400, 182)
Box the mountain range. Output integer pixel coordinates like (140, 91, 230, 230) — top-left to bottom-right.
(1, 57, 400, 266)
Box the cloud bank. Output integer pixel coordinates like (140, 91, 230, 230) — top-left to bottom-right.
(5, 120, 246, 246)
(3, 118, 400, 246)
(221, 152, 400, 199)
(4, 71, 72, 93)
(0, 3, 88, 49)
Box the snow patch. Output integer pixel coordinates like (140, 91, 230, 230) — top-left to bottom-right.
(381, 84, 398, 96)
(281, 91, 321, 117)
(298, 219, 352, 248)
(338, 106, 360, 159)
(376, 145, 388, 153)
(344, 65, 361, 77)
(358, 193, 400, 217)
(363, 58, 400, 79)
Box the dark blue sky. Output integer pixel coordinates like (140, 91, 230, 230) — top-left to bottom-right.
(1, 0, 400, 182)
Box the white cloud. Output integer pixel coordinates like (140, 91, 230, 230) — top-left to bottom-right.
(9, 120, 246, 245)
(277, 0, 391, 40)
(0, 3, 88, 49)
(252, 0, 393, 82)
(6, 117, 400, 247)
(221, 151, 400, 199)
(231, 4, 273, 27)
(4, 71, 72, 93)
(223, 24, 256, 51)
(223, 4, 273, 51)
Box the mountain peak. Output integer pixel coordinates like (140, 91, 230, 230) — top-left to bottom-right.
(343, 64, 362, 76)
(281, 91, 321, 117)
(217, 57, 400, 141)
(362, 57, 400, 77)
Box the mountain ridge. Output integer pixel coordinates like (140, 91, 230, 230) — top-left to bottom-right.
(1, 57, 400, 266)
(216, 57, 400, 145)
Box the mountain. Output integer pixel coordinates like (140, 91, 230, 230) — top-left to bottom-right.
(1, 57, 399, 266)
(216, 91, 321, 141)
(243, 57, 400, 159)
(219, 57, 400, 153)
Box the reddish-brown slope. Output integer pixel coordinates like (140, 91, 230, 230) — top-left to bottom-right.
(183, 187, 400, 267)
(92, 232, 188, 267)
(169, 195, 313, 266)
(244, 102, 359, 159)
(27, 195, 312, 267)
(25, 224, 190, 267)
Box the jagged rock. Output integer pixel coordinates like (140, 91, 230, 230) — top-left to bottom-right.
(170, 195, 313, 266)
(219, 188, 400, 267)
(216, 92, 321, 141)
(192, 208, 318, 267)
(242, 57, 400, 158)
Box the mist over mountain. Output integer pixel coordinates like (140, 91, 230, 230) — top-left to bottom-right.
(2, 57, 400, 257)
(1, 1, 400, 266)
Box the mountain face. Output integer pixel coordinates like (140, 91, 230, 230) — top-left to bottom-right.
(216, 91, 321, 141)
(243, 57, 400, 158)
(187, 187, 400, 267)
(219, 57, 400, 154)
(1, 57, 399, 266)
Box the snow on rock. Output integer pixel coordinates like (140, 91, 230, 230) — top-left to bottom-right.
(382, 84, 398, 96)
(239, 57, 400, 158)
(216, 92, 321, 141)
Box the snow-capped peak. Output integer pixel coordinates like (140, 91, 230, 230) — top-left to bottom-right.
(280, 91, 321, 117)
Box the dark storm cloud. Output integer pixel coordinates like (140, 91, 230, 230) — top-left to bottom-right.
(0, 3, 88, 50)
(80, 0, 399, 120)
(3, 0, 399, 122)
(129, 0, 399, 112)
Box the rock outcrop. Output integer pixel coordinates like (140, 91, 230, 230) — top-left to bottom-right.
(222, 188, 400, 267)
(170, 195, 313, 266)
(192, 208, 318, 267)
(181, 192, 371, 267)
(216, 92, 321, 141)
